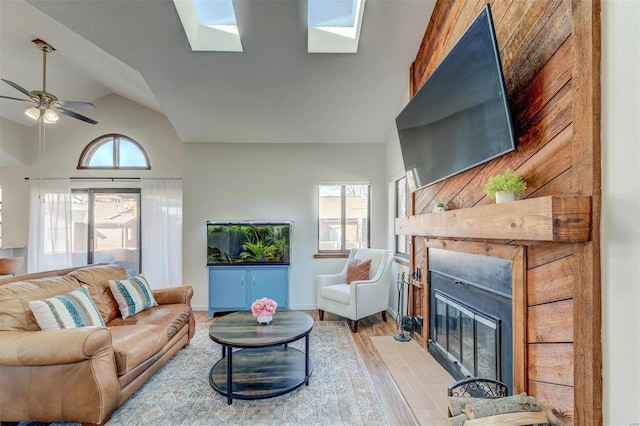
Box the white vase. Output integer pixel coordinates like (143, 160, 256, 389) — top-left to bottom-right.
(495, 191, 515, 203)
(256, 315, 273, 325)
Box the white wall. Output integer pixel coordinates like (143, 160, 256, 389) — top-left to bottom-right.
(183, 142, 387, 311)
(26, 94, 183, 179)
(601, 1, 640, 424)
(1, 117, 32, 272)
(0, 117, 32, 167)
(385, 87, 411, 323)
(0, 167, 29, 248)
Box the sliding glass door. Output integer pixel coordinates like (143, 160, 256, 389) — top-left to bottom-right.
(72, 189, 140, 276)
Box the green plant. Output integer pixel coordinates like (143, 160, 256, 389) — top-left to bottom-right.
(484, 169, 527, 199)
(240, 241, 279, 262)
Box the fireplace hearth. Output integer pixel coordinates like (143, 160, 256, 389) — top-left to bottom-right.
(428, 248, 513, 391)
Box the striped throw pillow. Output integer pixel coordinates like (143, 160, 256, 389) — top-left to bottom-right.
(109, 275, 157, 319)
(28, 286, 106, 330)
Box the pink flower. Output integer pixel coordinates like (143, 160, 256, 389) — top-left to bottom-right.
(251, 297, 278, 317)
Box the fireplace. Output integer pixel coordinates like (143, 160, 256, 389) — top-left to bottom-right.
(428, 248, 513, 391)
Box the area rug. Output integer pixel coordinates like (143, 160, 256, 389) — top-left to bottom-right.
(104, 320, 387, 425)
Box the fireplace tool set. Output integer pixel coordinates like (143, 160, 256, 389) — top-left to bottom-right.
(394, 271, 412, 341)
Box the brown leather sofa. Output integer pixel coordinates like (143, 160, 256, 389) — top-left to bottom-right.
(0, 264, 195, 425)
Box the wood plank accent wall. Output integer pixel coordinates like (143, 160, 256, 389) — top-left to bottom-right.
(405, 1, 601, 425)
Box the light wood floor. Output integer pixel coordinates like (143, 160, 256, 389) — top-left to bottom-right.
(195, 310, 452, 426)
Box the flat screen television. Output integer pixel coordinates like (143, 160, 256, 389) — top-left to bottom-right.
(396, 4, 516, 192)
(206, 221, 291, 265)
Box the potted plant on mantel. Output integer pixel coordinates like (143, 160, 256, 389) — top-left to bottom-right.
(484, 169, 527, 203)
(432, 200, 445, 213)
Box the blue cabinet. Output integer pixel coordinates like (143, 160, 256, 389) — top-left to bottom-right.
(208, 268, 247, 313)
(208, 265, 289, 316)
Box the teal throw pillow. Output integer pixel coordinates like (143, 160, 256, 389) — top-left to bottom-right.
(28, 286, 106, 330)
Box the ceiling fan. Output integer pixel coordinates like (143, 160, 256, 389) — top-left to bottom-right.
(0, 39, 98, 125)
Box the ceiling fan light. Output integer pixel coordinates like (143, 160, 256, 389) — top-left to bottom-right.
(25, 106, 40, 120)
(43, 108, 59, 123)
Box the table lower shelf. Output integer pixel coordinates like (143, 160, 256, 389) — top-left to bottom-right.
(209, 346, 312, 401)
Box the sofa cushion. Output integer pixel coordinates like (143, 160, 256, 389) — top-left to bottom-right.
(68, 264, 130, 324)
(346, 258, 371, 284)
(107, 304, 192, 341)
(109, 275, 158, 319)
(109, 324, 166, 376)
(28, 286, 106, 330)
(0, 275, 81, 331)
(320, 284, 351, 305)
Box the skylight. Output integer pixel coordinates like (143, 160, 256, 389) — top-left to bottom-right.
(173, 0, 243, 52)
(308, 0, 366, 53)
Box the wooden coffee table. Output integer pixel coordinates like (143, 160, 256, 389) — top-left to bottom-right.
(208, 309, 314, 404)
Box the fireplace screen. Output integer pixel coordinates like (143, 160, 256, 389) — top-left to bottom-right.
(434, 292, 499, 380)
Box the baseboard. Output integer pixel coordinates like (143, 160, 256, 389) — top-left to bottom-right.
(387, 307, 399, 322)
(289, 304, 316, 310)
(192, 305, 400, 317)
(192, 304, 317, 312)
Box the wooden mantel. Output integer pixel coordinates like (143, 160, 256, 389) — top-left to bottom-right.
(395, 196, 591, 242)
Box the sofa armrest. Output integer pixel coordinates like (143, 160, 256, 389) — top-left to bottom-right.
(153, 285, 193, 306)
(152, 285, 196, 343)
(0, 328, 121, 424)
(0, 327, 113, 366)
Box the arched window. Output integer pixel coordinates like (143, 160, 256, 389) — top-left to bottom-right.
(78, 134, 150, 170)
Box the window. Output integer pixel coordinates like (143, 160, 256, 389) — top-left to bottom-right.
(173, 0, 243, 52)
(318, 184, 370, 252)
(308, 0, 366, 53)
(395, 176, 409, 256)
(78, 134, 150, 170)
(71, 189, 141, 276)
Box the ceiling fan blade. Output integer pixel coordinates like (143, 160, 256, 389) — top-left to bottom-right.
(55, 107, 98, 125)
(1, 79, 36, 100)
(57, 100, 95, 110)
(0, 94, 35, 104)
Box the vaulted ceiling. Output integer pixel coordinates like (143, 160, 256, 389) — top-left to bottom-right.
(0, 0, 435, 144)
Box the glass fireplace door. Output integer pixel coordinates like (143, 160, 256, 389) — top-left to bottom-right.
(433, 292, 500, 380)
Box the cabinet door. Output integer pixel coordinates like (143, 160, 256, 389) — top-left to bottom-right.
(249, 268, 288, 308)
(209, 268, 247, 310)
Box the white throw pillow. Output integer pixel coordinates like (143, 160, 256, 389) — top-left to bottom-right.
(28, 286, 105, 330)
(108, 274, 158, 319)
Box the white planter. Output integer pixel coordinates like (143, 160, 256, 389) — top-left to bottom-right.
(256, 315, 273, 325)
(495, 191, 516, 203)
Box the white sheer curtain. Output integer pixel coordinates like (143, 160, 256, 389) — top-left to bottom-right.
(141, 179, 182, 289)
(28, 179, 73, 273)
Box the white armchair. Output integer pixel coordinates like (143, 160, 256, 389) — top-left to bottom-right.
(316, 248, 393, 332)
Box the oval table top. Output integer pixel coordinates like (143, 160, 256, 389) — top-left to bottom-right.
(209, 309, 314, 348)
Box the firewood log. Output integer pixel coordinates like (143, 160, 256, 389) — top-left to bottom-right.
(543, 406, 572, 425)
(462, 393, 540, 419)
(448, 393, 530, 417)
(462, 411, 549, 425)
(444, 413, 470, 426)
(448, 396, 485, 416)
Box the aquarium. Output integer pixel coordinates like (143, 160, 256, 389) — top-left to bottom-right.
(206, 221, 292, 265)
